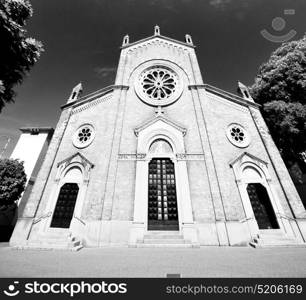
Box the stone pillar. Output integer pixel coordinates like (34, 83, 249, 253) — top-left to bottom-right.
(101, 86, 129, 221)
(189, 87, 226, 222)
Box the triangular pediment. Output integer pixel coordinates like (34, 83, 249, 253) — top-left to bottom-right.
(229, 152, 268, 167)
(134, 114, 187, 137)
(121, 35, 194, 51)
(57, 152, 94, 168)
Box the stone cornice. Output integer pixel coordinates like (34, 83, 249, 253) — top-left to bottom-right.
(120, 35, 195, 50)
(61, 85, 129, 110)
(188, 84, 261, 109)
(19, 127, 54, 135)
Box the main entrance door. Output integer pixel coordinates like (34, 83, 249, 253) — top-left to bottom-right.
(148, 158, 179, 230)
(50, 183, 79, 228)
(247, 183, 279, 229)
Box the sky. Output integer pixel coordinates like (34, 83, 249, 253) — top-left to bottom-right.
(1, 0, 306, 156)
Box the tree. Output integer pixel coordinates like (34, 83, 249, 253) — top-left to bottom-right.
(250, 35, 306, 164)
(0, 0, 43, 112)
(0, 158, 26, 240)
(0, 158, 27, 206)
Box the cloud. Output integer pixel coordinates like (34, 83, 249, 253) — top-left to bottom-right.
(209, 0, 231, 10)
(94, 67, 117, 78)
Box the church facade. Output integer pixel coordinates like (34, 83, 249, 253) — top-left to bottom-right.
(10, 27, 306, 249)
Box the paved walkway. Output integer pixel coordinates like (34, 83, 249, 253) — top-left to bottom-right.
(0, 243, 305, 277)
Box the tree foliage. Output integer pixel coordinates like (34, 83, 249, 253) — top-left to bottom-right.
(0, 0, 43, 112)
(250, 35, 306, 163)
(0, 158, 26, 206)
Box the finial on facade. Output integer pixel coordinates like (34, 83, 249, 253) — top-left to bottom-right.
(154, 25, 160, 36)
(122, 34, 129, 46)
(185, 34, 193, 45)
(155, 106, 164, 116)
(237, 81, 253, 102)
(68, 82, 83, 103)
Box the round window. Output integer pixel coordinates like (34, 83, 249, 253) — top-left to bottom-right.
(226, 123, 250, 148)
(72, 124, 95, 148)
(135, 66, 183, 106)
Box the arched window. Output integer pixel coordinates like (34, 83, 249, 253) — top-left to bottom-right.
(242, 166, 279, 230)
(50, 167, 82, 228)
(149, 139, 173, 154)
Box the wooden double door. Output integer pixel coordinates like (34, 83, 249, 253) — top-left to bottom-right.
(50, 183, 79, 228)
(148, 158, 179, 230)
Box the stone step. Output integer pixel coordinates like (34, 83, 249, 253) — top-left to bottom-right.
(255, 240, 299, 245)
(36, 232, 71, 239)
(19, 234, 83, 251)
(136, 243, 194, 248)
(142, 238, 188, 244)
(13, 244, 83, 251)
(254, 236, 298, 243)
(27, 240, 69, 247)
(259, 230, 284, 236)
(146, 231, 181, 235)
(250, 242, 306, 248)
(143, 234, 184, 240)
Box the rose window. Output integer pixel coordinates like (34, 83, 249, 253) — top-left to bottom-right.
(140, 67, 177, 101)
(230, 126, 245, 143)
(135, 66, 182, 106)
(78, 127, 92, 143)
(226, 124, 250, 148)
(72, 124, 95, 148)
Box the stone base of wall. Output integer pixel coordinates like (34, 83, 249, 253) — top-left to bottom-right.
(10, 218, 306, 249)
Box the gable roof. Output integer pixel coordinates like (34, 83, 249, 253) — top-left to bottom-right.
(121, 34, 195, 50)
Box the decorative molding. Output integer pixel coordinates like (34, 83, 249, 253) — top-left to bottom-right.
(20, 127, 54, 135)
(230, 151, 272, 184)
(72, 94, 113, 115)
(118, 153, 205, 161)
(188, 84, 206, 90)
(118, 153, 146, 160)
(61, 85, 129, 111)
(56, 152, 94, 183)
(176, 153, 205, 160)
(204, 84, 260, 109)
(121, 35, 195, 51)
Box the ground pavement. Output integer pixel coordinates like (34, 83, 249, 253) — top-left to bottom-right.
(0, 243, 305, 277)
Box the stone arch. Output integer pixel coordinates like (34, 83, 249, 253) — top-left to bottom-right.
(130, 116, 196, 245)
(230, 152, 284, 235)
(42, 153, 94, 231)
(50, 166, 83, 229)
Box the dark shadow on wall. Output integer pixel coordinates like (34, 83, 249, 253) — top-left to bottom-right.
(0, 203, 17, 242)
(289, 159, 306, 209)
